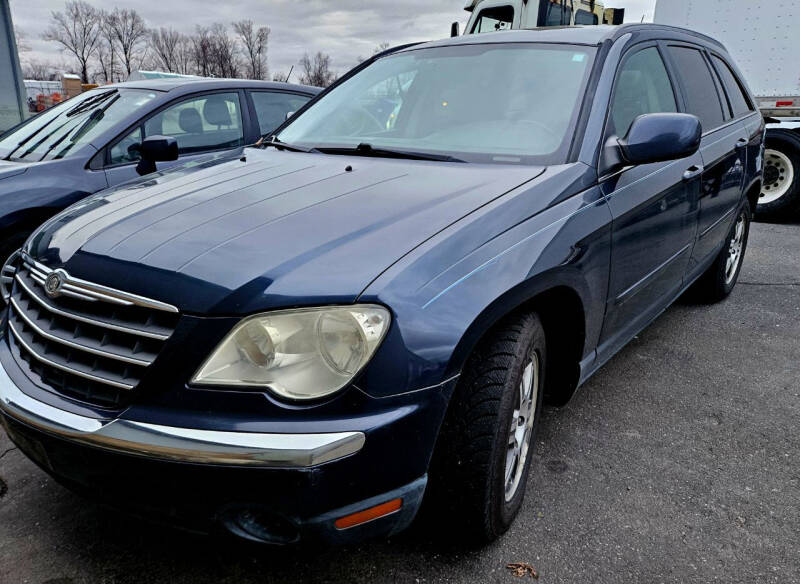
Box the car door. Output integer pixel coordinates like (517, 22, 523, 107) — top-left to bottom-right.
(102, 91, 247, 186)
(247, 90, 314, 137)
(665, 45, 748, 268)
(598, 43, 703, 355)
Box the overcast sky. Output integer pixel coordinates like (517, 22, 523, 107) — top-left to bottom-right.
(11, 0, 658, 78)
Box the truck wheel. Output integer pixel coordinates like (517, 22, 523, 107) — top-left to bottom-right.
(689, 204, 751, 303)
(758, 132, 800, 222)
(427, 311, 546, 544)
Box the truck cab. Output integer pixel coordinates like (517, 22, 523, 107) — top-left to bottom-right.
(462, 0, 624, 35)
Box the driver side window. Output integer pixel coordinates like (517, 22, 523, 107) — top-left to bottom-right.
(610, 47, 678, 138)
(107, 92, 244, 166)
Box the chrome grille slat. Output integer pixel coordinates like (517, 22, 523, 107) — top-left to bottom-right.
(1, 250, 19, 303)
(9, 298, 154, 367)
(23, 256, 179, 313)
(60, 281, 132, 305)
(15, 274, 171, 340)
(5, 258, 180, 408)
(7, 320, 136, 390)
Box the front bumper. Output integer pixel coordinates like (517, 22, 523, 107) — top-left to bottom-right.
(0, 351, 455, 544)
(0, 365, 365, 468)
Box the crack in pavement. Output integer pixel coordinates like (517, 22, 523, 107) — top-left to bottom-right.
(739, 281, 800, 287)
(0, 447, 18, 461)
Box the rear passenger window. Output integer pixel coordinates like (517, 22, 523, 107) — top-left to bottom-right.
(711, 55, 754, 118)
(610, 47, 677, 137)
(667, 46, 726, 132)
(250, 91, 312, 136)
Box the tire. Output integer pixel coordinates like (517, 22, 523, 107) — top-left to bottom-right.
(689, 204, 751, 303)
(427, 311, 546, 545)
(0, 230, 29, 307)
(757, 131, 800, 222)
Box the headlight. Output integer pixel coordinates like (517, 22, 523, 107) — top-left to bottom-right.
(192, 306, 390, 400)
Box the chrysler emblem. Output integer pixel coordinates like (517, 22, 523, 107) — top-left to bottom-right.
(44, 271, 65, 298)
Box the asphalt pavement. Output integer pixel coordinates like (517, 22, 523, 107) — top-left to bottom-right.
(1, 220, 798, 584)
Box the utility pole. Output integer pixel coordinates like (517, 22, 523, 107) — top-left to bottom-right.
(0, 0, 27, 132)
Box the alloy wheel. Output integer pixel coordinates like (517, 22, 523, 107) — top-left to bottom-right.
(725, 212, 746, 285)
(504, 354, 539, 502)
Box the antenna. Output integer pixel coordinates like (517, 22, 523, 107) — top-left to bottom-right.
(285, 65, 294, 83)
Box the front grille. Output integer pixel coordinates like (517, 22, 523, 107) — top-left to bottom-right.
(5, 255, 179, 408)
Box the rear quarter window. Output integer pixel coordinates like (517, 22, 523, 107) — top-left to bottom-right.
(711, 55, 754, 118)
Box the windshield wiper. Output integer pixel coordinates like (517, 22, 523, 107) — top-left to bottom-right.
(316, 143, 466, 163)
(66, 89, 118, 117)
(260, 137, 317, 153)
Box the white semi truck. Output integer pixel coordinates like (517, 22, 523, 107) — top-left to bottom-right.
(654, 0, 800, 220)
(457, 0, 624, 35)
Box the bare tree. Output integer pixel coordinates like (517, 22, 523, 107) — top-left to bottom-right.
(22, 60, 64, 81)
(272, 69, 292, 83)
(209, 23, 240, 78)
(298, 52, 336, 87)
(108, 8, 148, 77)
(175, 34, 195, 75)
(150, 27, 181, 73)
(233, 20, 269, 80)
(357, 42, 391, 63)
(43, 0, 102, 83)
(15, 27, 31, 53)
(190, 24, 241, 78)
(191, 25, 214, 77)
(95, 10, 120, 83)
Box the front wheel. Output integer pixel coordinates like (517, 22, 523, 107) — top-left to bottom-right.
(757, 132, 800, 222)
(427, 312, 546, 544)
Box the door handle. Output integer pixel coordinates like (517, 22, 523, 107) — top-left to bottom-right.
(683, 165, 704, 181)
(735, 138, 748, 150)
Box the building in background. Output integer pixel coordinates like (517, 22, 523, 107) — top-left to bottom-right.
(0, 0, 27, 132)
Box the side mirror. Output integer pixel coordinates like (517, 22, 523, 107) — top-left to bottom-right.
(618, 113, 702, 166)
(136, 135, 179, 176)
(451, 22, 460, 37)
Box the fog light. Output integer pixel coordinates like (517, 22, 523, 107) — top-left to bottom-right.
(225, 508, 300, 544)
(334, 498, 403, 530)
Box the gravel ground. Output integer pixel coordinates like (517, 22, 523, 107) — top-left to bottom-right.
(1, 221, 798, 584)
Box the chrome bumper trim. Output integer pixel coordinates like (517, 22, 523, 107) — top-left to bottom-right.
(0, 364, 365, 468)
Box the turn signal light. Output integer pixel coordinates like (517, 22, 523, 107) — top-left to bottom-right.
(334, 498, 403, 530)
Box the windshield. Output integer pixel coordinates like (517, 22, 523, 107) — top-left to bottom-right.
(0, 88, 158, 163)
(277, 43, 596, 165)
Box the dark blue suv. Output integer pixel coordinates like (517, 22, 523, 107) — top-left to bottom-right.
(0, 25, 763, 546)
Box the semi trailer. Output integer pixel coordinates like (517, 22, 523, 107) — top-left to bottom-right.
(655, 0, 800, 220)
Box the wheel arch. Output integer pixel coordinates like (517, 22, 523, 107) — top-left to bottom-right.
(744, 178, 762, 215)
(0, 206, 63, 236)
(444, 274, 589, 407)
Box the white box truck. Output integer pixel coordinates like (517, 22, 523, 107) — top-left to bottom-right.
(457, 0, 624, 36)
(655, 0, 800, 219)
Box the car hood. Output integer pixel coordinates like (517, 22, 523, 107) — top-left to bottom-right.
(0, 159, 27, 180)
(29, 148, 544, 314)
